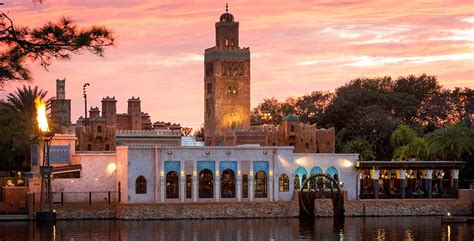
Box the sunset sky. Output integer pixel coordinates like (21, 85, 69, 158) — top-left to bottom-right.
(1, 0, 473, 128)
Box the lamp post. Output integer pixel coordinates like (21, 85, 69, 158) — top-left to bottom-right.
(83, 83, 90, 126)
(35, 97, 56, 222)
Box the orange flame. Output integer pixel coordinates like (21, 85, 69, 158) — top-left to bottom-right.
(35, 97, 50, 133)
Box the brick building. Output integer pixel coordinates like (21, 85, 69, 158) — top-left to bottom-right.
(224, 115, 335, 153)
(50, 79, 71, 133)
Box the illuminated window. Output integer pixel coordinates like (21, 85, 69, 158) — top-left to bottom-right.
(279, 174, 289, 192)
(227, 82, 238, 94)
(199, 169, 214, 198)
(255, 171, 267, 198)
(221, 169, 236, 198)
(135, 176, 146, 194)
(166, 171, 179, 199)
(186, 175, 192, 199)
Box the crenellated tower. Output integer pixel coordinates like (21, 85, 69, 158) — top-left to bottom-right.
(204, 4, 251, 146)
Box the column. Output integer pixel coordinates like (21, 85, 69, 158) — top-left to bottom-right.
(371, 169, 380, 199)
(399, 169, 406, 199)
(451, 169, 459, 198)
(180, 161, 185, 203)
(425, 169, 433, 199)
(438, 171, 443, 198)
(160, 171, 165, 203)
(268, 171, 274, 201)
(236, 162, 242, 201)
(249, 162, 254, 202)
(154, 147, 159, 203)
(192, 161, 198, 202)
(215, 160, 220, 202)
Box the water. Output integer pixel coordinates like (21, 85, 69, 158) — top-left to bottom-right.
(1, 217, 472, 241)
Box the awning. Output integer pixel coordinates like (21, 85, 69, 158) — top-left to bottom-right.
(52, 165, 82, 174)
(355, 161, 464, 170)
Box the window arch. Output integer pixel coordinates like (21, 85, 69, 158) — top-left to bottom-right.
(97, 125, 102, 133)
(221, 169, 235, 198)
(135, 176, 146, 194)
(294, 174, 300, 190)
(255, 171, 267, 198)
(326, 166, 340, 178)
(279, 174, 289, 192)
(199, 169, 214, 198)
(166, 171, 179, 199)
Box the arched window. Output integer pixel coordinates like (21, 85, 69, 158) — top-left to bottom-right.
(294, 174, 300, 190)
(221, 169, 235, 198)
(279, 174, 289, 192)
(135, 176, 146, 194)
(87, 144, 92, 151)
(166, 171, 179, 199)
(105, 144, 110, 151)
(255, 171, 267, 198)
(225, 38, 229, 46)
(290, 125, 295, 132)
(305, 143, 309, 149)
(199, 169, 214, 198)
(97, 125, 102, 133)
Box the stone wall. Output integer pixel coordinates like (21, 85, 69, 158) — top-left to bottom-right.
(314, 199, 333, 217)
(117, 199, 299, 220)
(314, 190, 474, 217)
(28, 193, 299, 220)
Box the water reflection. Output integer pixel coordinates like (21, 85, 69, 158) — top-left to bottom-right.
(1, 217, 472, 241)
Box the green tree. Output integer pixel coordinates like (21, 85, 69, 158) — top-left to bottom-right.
(342, 138, 376, 161)
(0, 86, 50, 167)
(427, 124, 474, 161)
(0, 12, 115, 86)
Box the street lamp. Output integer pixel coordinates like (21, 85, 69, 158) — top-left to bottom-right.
(83, 83, 90, 126)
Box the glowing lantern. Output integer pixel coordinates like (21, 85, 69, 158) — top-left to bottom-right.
(35, 97, 50, 133)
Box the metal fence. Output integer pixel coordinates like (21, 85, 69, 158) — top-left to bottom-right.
(32, 191, 120, 206)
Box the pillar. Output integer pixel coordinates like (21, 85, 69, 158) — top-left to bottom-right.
(268, 171, 274, 201)
(425, 169, 433, 199)
(192, 161, 198, 202)
(249, 162, 254, 202)
(236, 162, 242, 201)
(371, 169, 380, 199)
(451, 169, 459, 198)
(399, 169, 406, 199)
(215, 161, 220, 202)
(160, 171, 165, 203)
(438, 171, 443, 197)
(180, 161, 185, 203)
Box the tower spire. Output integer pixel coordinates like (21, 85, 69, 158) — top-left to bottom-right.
(226, 3, 228, 12)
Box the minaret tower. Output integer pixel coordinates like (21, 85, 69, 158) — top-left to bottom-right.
(204, 4, 251, 146)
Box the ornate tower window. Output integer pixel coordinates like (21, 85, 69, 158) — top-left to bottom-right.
(205, 62, 214, 76)
(222, 61, 244, 76)
(227, 82, 238, 94)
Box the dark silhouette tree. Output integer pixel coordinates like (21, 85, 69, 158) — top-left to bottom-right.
(0, 12, 115, 86)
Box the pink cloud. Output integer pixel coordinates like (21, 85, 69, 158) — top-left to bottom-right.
(0, 0, 472, 128)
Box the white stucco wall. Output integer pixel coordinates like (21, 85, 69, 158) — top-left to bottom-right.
(51, 152, 119, 202)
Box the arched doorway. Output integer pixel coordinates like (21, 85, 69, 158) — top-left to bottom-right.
(255, 171, 267, 198)
(221, 169, 236, 198)
(166, 171, 179, 199)
(199, 169, 214, 198)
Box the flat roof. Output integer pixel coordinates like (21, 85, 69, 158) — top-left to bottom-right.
(355, 161, 464, 170)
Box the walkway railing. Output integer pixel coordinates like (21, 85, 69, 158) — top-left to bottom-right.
(32, 191, 120, 206)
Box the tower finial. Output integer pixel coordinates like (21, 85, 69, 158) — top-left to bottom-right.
(226, 3, 228, 12)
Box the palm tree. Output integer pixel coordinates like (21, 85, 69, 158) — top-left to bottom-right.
(0, 85, 49, 167)
(342, 138, 376, 161)
(427, 124, 474, 161)
(390, 124, 417, 146)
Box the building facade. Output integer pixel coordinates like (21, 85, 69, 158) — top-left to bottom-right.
(204, 7, 251, 146)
